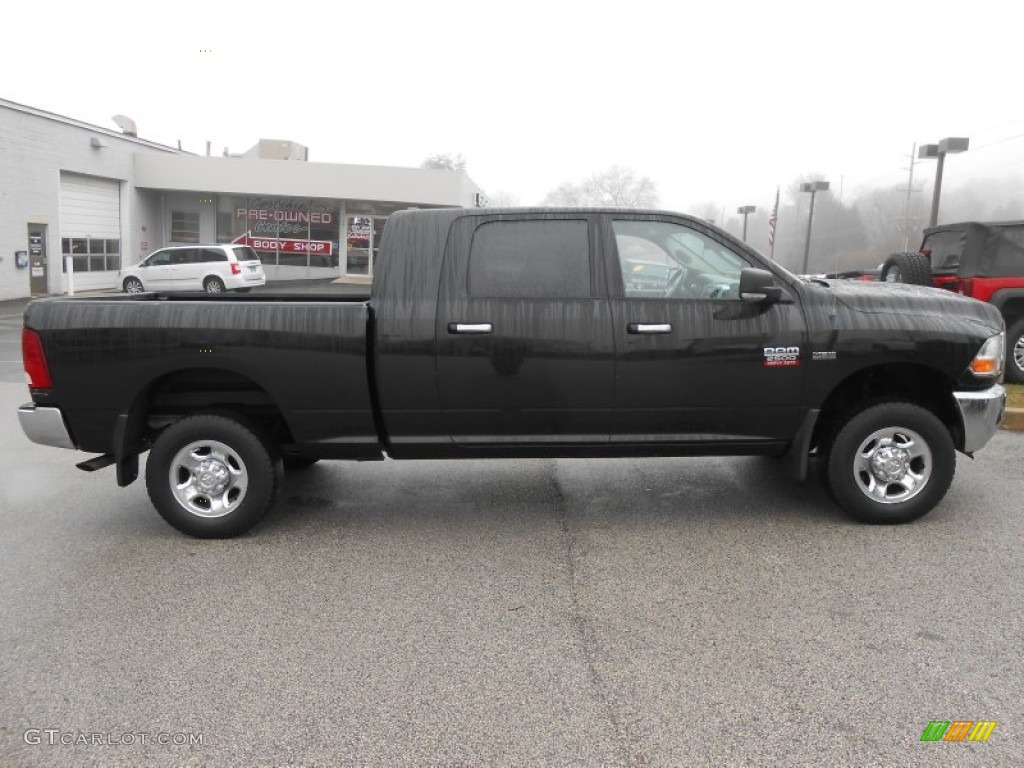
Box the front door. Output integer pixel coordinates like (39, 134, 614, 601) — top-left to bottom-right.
(607, 216, 807, 444)
(28, 225, 48, 295)
(436, 214, 614, 446)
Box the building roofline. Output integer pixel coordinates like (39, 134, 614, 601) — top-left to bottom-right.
(0, 97, 183, 153)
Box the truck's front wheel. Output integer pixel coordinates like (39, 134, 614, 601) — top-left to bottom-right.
(145, 415, 279, 538)
(826, 403, 954, 524)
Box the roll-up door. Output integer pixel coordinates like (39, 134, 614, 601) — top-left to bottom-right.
(60, 173, 122, 272)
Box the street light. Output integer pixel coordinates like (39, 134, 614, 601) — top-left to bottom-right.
(799, 181, 829, 274)
(919, 137, 969, 227)
(737, 205, 756, 242)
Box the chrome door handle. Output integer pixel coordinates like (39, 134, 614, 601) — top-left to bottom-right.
(448, 323, 493, 334)
(627, 323, 672, 334)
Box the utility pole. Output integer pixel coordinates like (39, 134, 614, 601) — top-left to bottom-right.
(902, 142, 916, 250)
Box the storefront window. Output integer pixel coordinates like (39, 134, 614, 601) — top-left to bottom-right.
(218, 196, 340, 271)
(346, 216, 372, 276)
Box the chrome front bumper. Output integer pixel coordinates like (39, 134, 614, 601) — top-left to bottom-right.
(954, 384, 1006, 454)
(18, 404, 77, 449)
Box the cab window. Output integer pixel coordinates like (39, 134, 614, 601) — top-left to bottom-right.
(468, 219, 591, 298)
(612, 220, 750, 300)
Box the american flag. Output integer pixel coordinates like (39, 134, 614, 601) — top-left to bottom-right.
(768, 187, 780, 249)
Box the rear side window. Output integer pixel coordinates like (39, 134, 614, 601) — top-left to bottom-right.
(467, 219, 591, 298)
(992, 227, 1024, 275)
(922, 230, 965, 272)
(200, 248, 228, 263)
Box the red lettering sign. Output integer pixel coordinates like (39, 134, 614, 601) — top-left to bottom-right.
(232, 232, 333, 255)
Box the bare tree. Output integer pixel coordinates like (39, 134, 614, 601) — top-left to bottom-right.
(421, 153, 466, 172)
(487, 190, 521, 207)
(690, 202, 720, 224)
(543, 166, 659, 208)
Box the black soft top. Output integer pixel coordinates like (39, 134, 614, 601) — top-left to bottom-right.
(921, 221, 1024, 276)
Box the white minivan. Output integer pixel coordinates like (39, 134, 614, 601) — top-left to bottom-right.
(120, 245, 266, 294)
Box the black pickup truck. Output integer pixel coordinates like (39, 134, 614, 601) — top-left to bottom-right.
(18, 208, 1006, 537)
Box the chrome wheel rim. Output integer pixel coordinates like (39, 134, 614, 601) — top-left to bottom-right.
(168, 440, 248, 518)
(1014, 335, 1024, 373)
(205, 281, 223, 294)
(884, 268, 900, 283)
(853, 426, 931, 504)
(125, 280, 144, 293)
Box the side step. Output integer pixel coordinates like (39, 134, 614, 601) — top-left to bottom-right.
(76, 454, 115, 472)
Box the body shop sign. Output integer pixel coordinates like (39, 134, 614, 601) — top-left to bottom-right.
(232, 233, 333, 254)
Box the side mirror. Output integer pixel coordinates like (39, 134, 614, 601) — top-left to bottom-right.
(739, 268, 782, 304)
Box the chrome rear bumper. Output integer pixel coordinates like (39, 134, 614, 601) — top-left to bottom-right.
(18, 404, 76, 449)
(954, 385, 1006, 454)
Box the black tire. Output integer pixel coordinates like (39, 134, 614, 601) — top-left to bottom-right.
(204, 277, 226, 294)
(123, 277, 145, 294)
(282, 454, 320, 470)
(880, 252, 932, 285)
(1005, 318, 1024, 384)
(826, 402, 954, 524)
(145, 415, 279, 538)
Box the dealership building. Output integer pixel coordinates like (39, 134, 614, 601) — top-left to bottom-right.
(0, 98, 484, 301)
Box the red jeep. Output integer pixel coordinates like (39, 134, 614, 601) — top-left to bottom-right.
(881, 221, 1024, 383)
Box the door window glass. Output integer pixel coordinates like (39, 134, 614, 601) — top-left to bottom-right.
(468, 219, 591, 298)
(613, 220, 749, 300)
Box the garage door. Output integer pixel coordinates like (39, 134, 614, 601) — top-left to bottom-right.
(60, 173, 121, 272)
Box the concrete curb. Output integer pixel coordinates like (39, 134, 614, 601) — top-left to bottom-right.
(1002, 407, 1024, 431)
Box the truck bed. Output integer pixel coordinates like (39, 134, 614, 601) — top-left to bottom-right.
(24, 293, 380, 457)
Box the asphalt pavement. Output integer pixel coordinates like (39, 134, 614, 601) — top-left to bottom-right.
(1, 377, 1022, 767)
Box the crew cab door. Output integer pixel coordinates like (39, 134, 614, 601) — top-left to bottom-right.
(606, 215, 807, 444)
(436, 213, 614, 446)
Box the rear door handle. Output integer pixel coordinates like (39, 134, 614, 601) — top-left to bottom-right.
(448, 322, 493, 334)
(627, 323, 672, 334)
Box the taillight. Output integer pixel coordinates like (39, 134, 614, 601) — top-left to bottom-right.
(231, 263, 242, 275)
(22, 328, 53, 389)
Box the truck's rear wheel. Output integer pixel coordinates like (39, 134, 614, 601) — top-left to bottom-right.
(146, 415, 279, 538)
(880, 252, 932, 285)
(1005, 318, 1024, 384)
(826, 403, 954, 524)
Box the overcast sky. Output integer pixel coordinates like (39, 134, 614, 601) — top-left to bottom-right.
(5, 0, 1023, 215)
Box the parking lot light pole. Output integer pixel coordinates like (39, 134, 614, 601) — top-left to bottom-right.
(799, 181, 829, 274)
(737, 206, 756, 242)
(919, 137, 969, 227)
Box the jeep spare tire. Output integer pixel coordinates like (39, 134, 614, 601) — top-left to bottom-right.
(880, 252, 932, 285)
